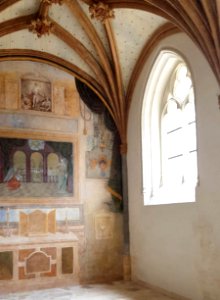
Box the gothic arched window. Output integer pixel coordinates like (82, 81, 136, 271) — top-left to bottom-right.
(142, 51, 198, 205)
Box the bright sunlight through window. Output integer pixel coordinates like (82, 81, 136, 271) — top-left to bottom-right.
(142, 51, 198, 205)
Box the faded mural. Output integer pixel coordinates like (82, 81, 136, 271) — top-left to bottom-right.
(0, 61, 123, 291)
(86, 114, 113, 179)
(0, 138, 73, 197)
(21, 79, 52, 112)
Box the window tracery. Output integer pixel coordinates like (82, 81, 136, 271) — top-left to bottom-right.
(142, 51, 198, 205)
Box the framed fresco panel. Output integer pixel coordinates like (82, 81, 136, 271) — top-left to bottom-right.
(85, 114, 113, 179)
(86, 147, 112, 179)
(0, 133, 78, 206)
(21, 78, 52, 112)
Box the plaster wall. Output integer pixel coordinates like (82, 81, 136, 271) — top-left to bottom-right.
(127, 33, 220, 300)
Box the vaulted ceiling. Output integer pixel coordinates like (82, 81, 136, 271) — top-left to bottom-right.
(0, 0, 219, 146)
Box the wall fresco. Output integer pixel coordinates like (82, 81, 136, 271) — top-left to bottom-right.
(86, 114, 113, 179)
(21, 78, 52, 112)
(0, 138, 73, 198)
(0, 61, 123, 291)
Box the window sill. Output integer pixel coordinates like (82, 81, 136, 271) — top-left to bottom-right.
(144, 183, 196, 206)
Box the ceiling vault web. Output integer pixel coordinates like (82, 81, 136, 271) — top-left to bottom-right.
(0, 0, 219, 148)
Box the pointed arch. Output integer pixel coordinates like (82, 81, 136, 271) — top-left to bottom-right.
(142, 49, 197, 205)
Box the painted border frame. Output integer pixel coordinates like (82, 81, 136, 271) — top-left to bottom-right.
(0, 128, 79, 206)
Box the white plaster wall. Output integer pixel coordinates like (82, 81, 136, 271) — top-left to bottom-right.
(127, 33, 220, 300)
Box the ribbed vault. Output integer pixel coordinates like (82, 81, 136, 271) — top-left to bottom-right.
(0, 0, 219, 282)
(0, 0, 219, 147)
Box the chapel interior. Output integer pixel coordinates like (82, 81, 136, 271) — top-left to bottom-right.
(0, 1, 219, 300)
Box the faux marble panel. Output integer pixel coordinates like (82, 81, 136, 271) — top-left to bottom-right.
(26, 252, 50, 274)
(19, 249, 35, 262)
(40, 247, 56, 260)
(19, 212, 28, 236)
(62, 247, 73, 274)
(19, 267, 35, 280)
(40, 264, 56, 277)
(0, 251, 13, 280)
(48, 210, 56, 233)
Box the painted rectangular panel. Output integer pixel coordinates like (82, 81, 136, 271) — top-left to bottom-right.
(86, 114, 114, 179)
(0, 113, 78, 133)
(40, 247, 56, 260)
(53, 84, 65, 115)
(64, 88, 80, 117)
(19, 267, 35, 280)
(5, 74, 19, 110)
(21, 78, 52, 113)
(0, 251, 13, 280)
(48, 209, 56, 233)
(40, 264, 56, 277)
(19, 212, 28, 236)
(0, 138, 74, 199)
(62, 247, 73, 274)
(26, 251, 50, 274)
(19, 249, 35, 262)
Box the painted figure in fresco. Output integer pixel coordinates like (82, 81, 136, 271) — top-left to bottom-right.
(89, 158, 98, 171)
(87, 151, 111, 179)
(98, 158, 108, 177)
(32, 84, 42, 108)
(22, 94, 32, 110)
(0, 138, 73, 197)
(30, 83, 51, 112)
(21, 80, 52, 112)
(4, 167, 21, 190)
(40, 96, 51, 111)
(57, 157, 68, 192)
